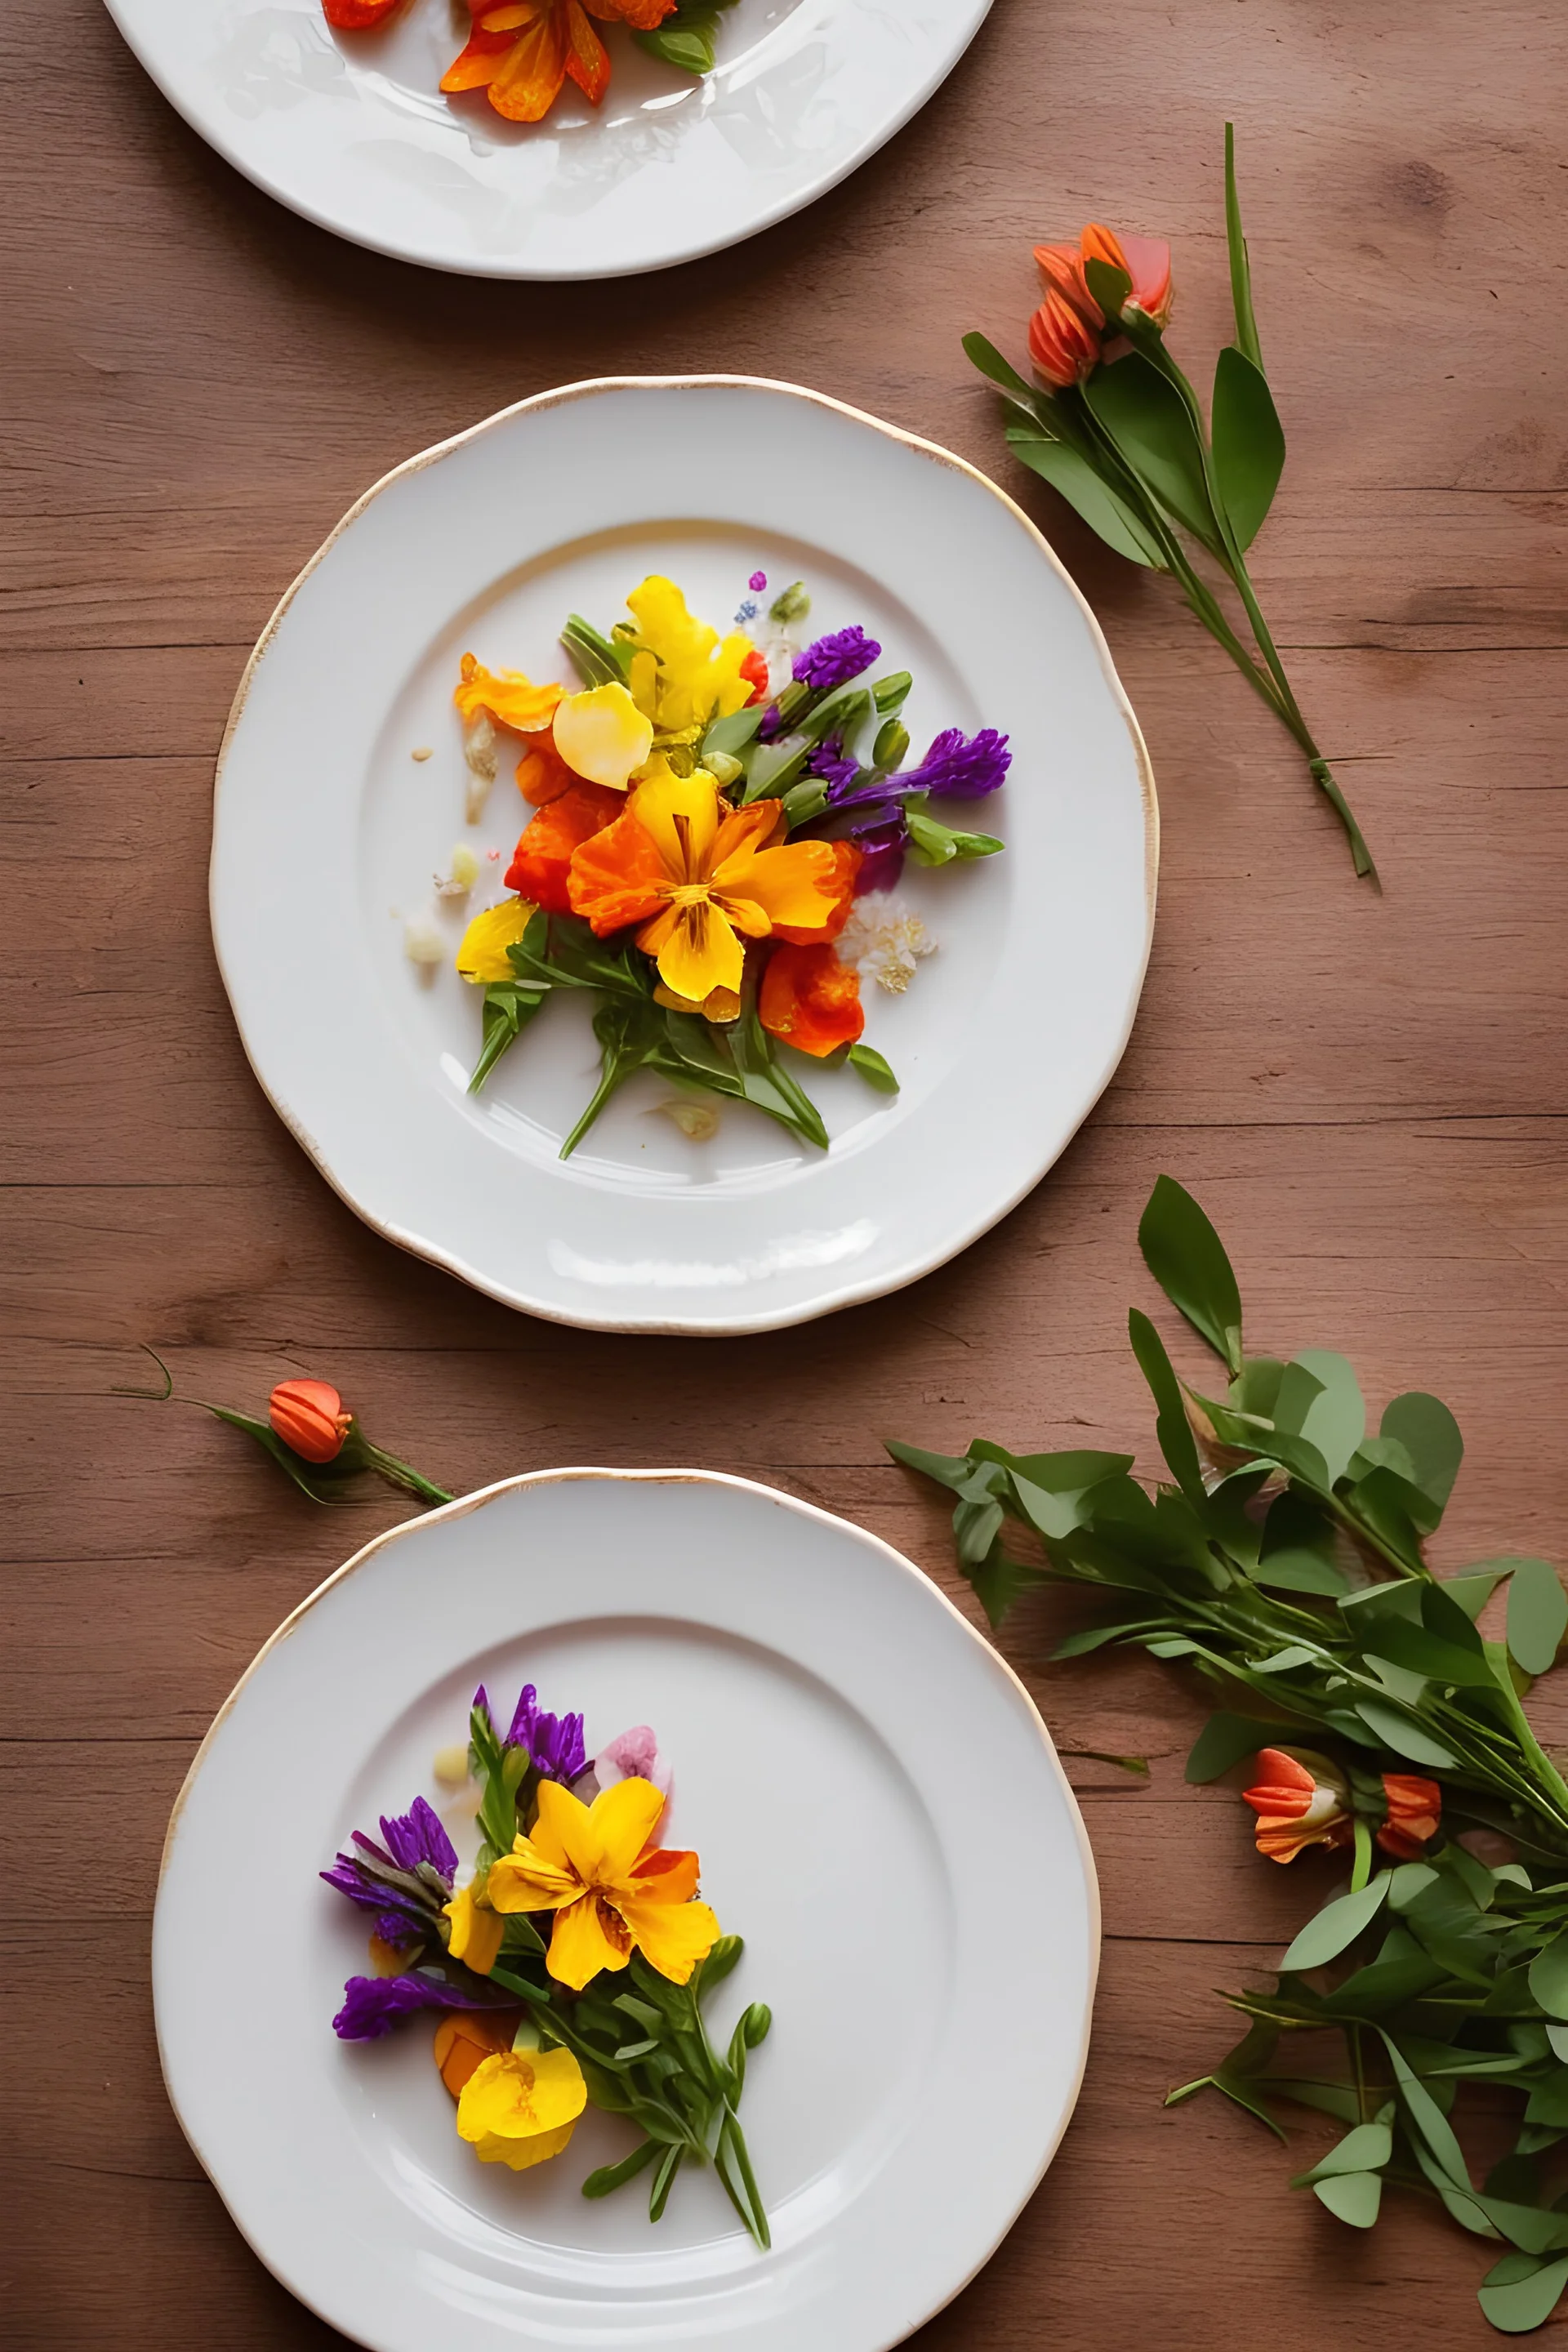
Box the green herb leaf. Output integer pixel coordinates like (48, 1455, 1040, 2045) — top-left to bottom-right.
(1530, 1936, 1568, 2022)
(1479, 2253, 1568, 2336)
(1210, 347, 1285, 552)
(1137, 1174, 1243, 1372)
(1508, 1561, 1568, 1676)
(1127, 1308, 1205, 1499)
(1083, 255, 1132, 321)
(1311, 2171, 1383, 2228)
(1281, 1875, 1391, 1971)
(1185, 1713, 1311, 1784)
(632, 0, 738, 74)
(847, 1042, 899, 1093)
(962, 330, 1036, 403)
(1273, 1352, 1365, 1486)
(1352, 1697, 1459, 1769)
(1379, 1391, 1463, 1516)
(903, 805, 1004, 866)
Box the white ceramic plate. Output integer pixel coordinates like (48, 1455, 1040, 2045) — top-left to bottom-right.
(154, 1470, 1099, 2352)
(103, 0, 991, 278)
(210, 376, 1156, 1334)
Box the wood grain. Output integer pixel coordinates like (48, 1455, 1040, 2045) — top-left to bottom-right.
(4, 0, 1567, 2343)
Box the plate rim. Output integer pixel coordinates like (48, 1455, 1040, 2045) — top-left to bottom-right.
(210, 372, 1159, 1336)
(155, 1464, 1102, 2351)
(101, 0, 996, 282)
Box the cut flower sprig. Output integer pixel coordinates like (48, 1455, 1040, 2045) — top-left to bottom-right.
(964, 125, 1375, 882)
(892, 1178, 1568, 2335)
(442, 570, 1009, 1153)
(116, 1349, 451, 1507)
(325, 1681, 773, 2245)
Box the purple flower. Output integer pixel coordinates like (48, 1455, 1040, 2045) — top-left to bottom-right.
(377, 1795, 458, 1884)
(808, 735, 862, 800)
(748, 570, 768, 592)
(735, 599, 759, 625)
(503, 1683, 587, 1784)
(900, 727, 1010, 801)
(332, 1971, 511, 2042)
(846, 808, 909, 893)
(792, 626, 881, 694)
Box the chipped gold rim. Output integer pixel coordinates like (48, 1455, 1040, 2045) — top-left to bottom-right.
(211, 376, 1158, 1334)
(155, 1466, 1100, 2350)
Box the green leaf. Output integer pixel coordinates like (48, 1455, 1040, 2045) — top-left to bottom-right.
(903, 806, 1004, 867)
(1529, 1936, 1568, 2022)
(963, 330, 1035, 402)
(1136, 1175, 1243, 1373)
(1508, 1560, 1568, 1675)
(1274, 1352, 1365, 1486)
(1312, 2171, 1383, 2228)
(1223, 122, 1263, 372)
(1210, 347, 1285, 552)
(1004, 426, 1168, 568)
(633, 0, 738, 73)
(1294, 2120, 1393, 2181)
(581, 2138, 661, 2199)
(1352, 1697, 1458, 1769)
(560, 615, 630, 687)
(1127, 1309, 1205, 1499)
(1379, 1392, 1463, 1516)
(1185, 1713, 1310, 1784)
(845, 1043, 898, 1094)
(1083, 255, 1132, 320)
(1084, 354, 1221, 551)
(1281, 1875, 1391, 1971)
(968, 1550, 1046, 1630)
(468, 979, 546, 1095)
(883, 1437, 973, 1492)
(1479, 2253, 1568, 2335)
(1254, 1490, 1350, 1597)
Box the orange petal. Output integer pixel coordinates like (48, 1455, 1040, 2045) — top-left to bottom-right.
(1028, 287, 1101, 388)
(507, 782, 625, 915)
(773, 839, 860, 944)
(516, 730, 577, 806)
(623, 1846, 701, 1906)
(561, 0, 611, 100)
(581, 0, 675, 26)
(465, 7, 569, 119)
(758, 941, 864, 1057)
(434, 2010, 519, 2100)
(567, 801, 672, 936)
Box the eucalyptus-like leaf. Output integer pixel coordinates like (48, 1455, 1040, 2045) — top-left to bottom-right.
(1274, 1352, 1365, 1486)
(1312, 2171, 1384, 2229)
(1136, 1174, 1243, 1372)
(1210, 346, 1285, 552)
(1353, 1697, 1459, 1769)
(1508, 1561, 1568, 1676)
(1281, 1875, 1390, 1971)
(1185, 1712, 1311, 1784)
(1479, 2253, 1568, 2336)
(1379, 1391, 1463, 1515)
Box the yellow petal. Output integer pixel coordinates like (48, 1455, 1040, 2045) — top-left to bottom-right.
(551, 684, 654, 790)
(455, 654, 563, 734)
(469, 2118, 577, 2170)
(714, 839, 842, 933)
(626, 768, 722, 880)
(656, 902, 744, 1005)
(443, 1881, 504, 1975)
(455, 897, 535, 984)
(615, 1895, 721, 1985)
(534, 1774, 666, 1885)
(457, 2047, 586, 2164)
(547, 1891, 631, 1989)
(623, 577, 755, 733)
(486, 1838, 581, 1915)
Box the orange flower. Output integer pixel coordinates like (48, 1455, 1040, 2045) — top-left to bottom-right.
(442, 0, 675, 122)
(1241, 1747, 1352, 1864)
(1029, 222, 1174, 388)
(759, 942, 864, 1058)
(773, 839, 861, 944)
(738, 646, 771, 704)
(1379, 1774, 1442, 1862)
(433, 2011, 520, 2100)
(269, 1379, 351, 1465)
(323, 0, 402, 26)
(568, 768, 844, 1005)
(454, 653, 563, 735)
(515, 730, 577, 807)
(506, 782, 625, 915)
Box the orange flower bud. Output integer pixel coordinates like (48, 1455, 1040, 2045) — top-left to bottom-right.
(759, 942, 865, 1058)
(1027, 223, 1174, 389)
(1241, 1746, 1352, 1864)
(1378, 1774, 1441, 1861)
(268, 1378, 351, 1464)
(1027, 287, 1102, 389)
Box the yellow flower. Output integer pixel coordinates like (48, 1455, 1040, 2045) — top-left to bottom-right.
(456, 2047, 586, 2171)
(567, 768, 844, 1007)
(443, 1878, 504, 1975)
(551, 683, 654, 791)
(455, 897, 535, 984)
(624, 576, 756, 735)
(454, 653, 564, 734)
(487, 1775, 720, 1993)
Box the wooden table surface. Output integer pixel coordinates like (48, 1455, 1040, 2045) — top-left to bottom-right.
(7, 0, 1566, 2343)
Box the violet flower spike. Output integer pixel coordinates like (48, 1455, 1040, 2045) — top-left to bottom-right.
(827, 727, 1011, 813)
(504, 1682, 588, 1784)
(377, 1795, 458, 1885)
(808, 735, 862, 800)
(332, 1971, 512, 2042)
(791, 625, 881, 693)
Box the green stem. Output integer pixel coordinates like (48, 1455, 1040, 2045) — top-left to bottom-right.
(355, 1439, 452, 1508)
(560, 1055, 635, 1159)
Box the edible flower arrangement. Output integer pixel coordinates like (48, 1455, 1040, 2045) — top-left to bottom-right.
(893, 1178, 1568, 2336)
(432, 570, 1009, 1155)
(323, 0, 740, 125)
(324, 1679, 773, 2243)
